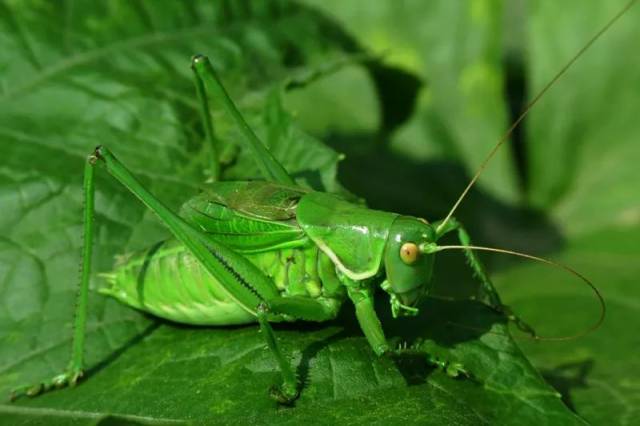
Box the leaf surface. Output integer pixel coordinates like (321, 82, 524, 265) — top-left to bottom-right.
(3, 1, 634, 425)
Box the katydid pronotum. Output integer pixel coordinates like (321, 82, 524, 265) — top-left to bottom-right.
(10, 1, 635, 405)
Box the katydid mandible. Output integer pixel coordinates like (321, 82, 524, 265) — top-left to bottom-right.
(10, 0, 634, 404)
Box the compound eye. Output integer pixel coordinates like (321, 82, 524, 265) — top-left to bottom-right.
(400, 242, 419, 264)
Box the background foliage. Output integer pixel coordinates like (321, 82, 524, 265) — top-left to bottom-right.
(1, 0, 638, 424)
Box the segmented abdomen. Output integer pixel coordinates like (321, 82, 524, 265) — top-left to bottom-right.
(100, 239, 344, 326)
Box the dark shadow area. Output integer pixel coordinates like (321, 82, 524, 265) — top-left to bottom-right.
(367, 63, 424, 139)
(85, 321, 161, 378)
(392, 351, 437, 386)
(541, 359, 594, 413)
(504, 52, 529, 193)
(295, 328, 352, 390)
(291, 168, 326, 192)
(379, 297, 504, 348)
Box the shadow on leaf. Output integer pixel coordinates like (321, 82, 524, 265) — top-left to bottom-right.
(541, 359, 595, 413)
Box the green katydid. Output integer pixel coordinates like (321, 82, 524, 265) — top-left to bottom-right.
(9, 0, 635, 405)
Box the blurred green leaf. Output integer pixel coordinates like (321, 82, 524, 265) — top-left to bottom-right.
(499, 2, 640, 425)
(526, 0, 640, 236)
(299, 0, 518, 204)
(2, 0, 638, 425)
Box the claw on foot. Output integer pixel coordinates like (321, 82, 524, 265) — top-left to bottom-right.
(426, 354, 471, 379)
(388, 346, 474, 381)
(269, 383, 299, 405)
(9, 369, 84, 402)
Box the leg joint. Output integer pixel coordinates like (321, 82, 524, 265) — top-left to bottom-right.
(87, 145, 105, 165)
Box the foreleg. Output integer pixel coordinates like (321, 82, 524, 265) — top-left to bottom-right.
(191, 55, 294, 186)
(435, 217, 537, 337)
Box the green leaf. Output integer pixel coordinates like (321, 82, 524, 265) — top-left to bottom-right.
(3, 0, 636, 425)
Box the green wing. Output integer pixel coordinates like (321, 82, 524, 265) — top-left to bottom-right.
(297, 192, 398, 280)
(180, 181, 309, 253)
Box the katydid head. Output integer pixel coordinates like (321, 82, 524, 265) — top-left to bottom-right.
(382, 216, 436, 318)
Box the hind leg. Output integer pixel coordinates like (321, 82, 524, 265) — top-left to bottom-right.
(11, 162, 97, 400)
